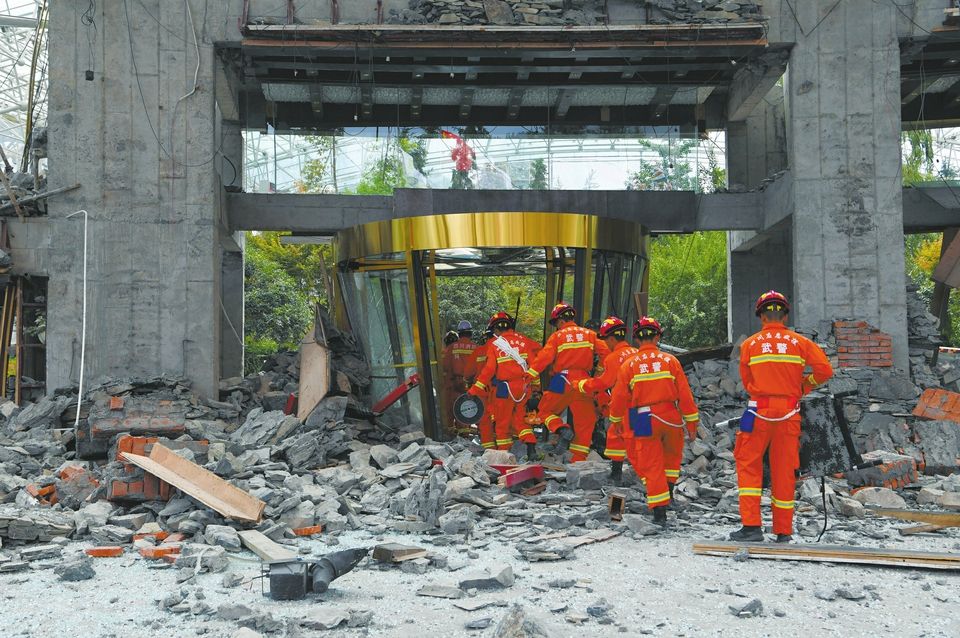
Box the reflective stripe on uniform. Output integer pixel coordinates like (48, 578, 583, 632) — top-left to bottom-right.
(604, 449, 626, 459)
(682, 413, 699, 422)
(481, 442, 495, 449)
(518, 428, 534, 438)
(647, 490, 670, 505)
(452, 348, 475, 355)
(495, 438, 513, 447)
(748, 354, 805, 366)
(556, 341, 594, 353)
(473, 381, 487, 390)
(806, 373, 821, 387)
(577, 379, 588, 392)
(629, 371, 675, 388)
(738, 487, 762, 497)
(609, 416, 623, 423)
(496, 353, 529, 363)
(664, 469, 680, 478)
(569, 443, 590, 454)
(771, 497, 795, 510)
(544, 415, 561, 426)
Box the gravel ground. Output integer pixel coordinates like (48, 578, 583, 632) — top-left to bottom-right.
(3, 520, 959, 638)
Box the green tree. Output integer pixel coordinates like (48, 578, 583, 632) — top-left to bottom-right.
(246, 231, 333, 307)
(530, 159, 548, 190)
(648, 232, 728, 349)
(902, 130, 935, 186)
(243, 245, 313, 371)
(296, 135, 336, 193)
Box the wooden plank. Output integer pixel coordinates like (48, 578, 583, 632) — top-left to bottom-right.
(121, 444, 266, 523)
(866, 507, 960, 528)
(237, 529, 297, 561)
(693, 541, 960, 571)
(297, 332, 331, 421)
(899, 524, 946, 536)
(560, 528, 621, 548)
(372, 543, 428, 563)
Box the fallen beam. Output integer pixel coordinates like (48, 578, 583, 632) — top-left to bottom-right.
(899, 524, 946, 536)
(865, 507, 960, 528)
(693, 541, 960, 571)
(122, 444, 265, 523)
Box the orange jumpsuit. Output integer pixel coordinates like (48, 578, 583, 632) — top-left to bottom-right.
(470, 330, 541, 450)
(737, 321, 833, 535)
(528, 322, 610, 462)
(577, 340, 638, 462)
(610, 344, 699, 509)
(465, 342, 495, 449)
(445, 337, 478, 428)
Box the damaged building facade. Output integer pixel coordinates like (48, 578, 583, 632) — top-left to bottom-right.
(0, 0, 956, 403)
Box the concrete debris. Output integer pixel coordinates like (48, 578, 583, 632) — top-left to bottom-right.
(491, 604, 553, 638)
(852, 487, 907, 509)
(55, 555, 96, 581)
(729, 598, 763, 618)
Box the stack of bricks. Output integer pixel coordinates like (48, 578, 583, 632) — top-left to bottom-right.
(846, 450, 919, 490)
(912, 387, 960, 422)
(833, 321, 893, 368)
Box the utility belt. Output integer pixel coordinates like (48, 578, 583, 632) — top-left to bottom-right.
(628, 401, 682, 437)
(545, 369, 589, 394)
(739, 396, 800, 433)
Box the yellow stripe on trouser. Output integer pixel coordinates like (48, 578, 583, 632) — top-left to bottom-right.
(648, 490, 670, 505)
(664, 469, 680, 479)
(496, 439, 513, 446)
(739, 488, 762, 496)
(569, 444, 590, 454)
(482, 442, 495, 448)
(771, 497, 795, 510)
(604, 448, 626, 459)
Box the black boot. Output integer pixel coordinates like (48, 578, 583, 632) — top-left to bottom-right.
(525, 442, 538, 461)
(609, 461, 623, 485)
(775, 534, 793, 544)
(728, 526, 764, 542)
(668, 482, 675, 507)
(653, 506, 668, 527)
(555, 426, 574, 453)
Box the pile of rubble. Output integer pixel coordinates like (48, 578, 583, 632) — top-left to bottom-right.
(0, 126, 49, 217)
(390, 0, 763, 26)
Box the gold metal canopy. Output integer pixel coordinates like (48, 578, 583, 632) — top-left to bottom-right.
(334, 211, 648, 261)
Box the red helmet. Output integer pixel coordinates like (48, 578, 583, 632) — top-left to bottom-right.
(488, 311, 514, 330)
(633, 316, 663, 338)
(549, 302, 576, 324)
(755, 290, 790, 317)
(598, 316, 627, 338)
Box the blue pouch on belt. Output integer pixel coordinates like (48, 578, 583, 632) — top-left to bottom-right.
(629, 407, 653, 437)
(495, 380, 510, 399)
(739, 401, 758, 433)
(546, 373, 568, 394)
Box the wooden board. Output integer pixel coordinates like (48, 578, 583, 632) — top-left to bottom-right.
(693, 541, 960, 571)
(899, 524, 946, 536)
(866, 507, 960, 528)
(297, 331, 331, 421)
(237, 530, 297, 561)
(372, 543, 428, 563)
(121, 444, 265, 523)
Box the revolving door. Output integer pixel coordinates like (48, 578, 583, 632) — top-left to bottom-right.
(334, 212, 649, 440)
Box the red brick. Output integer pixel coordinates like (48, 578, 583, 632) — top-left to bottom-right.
(140, 546, 181, 559)
(292, 525, 324, 537)
(86, 547, 125, 558)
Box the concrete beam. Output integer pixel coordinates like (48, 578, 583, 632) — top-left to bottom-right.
(726, 49, 790, 122)
(228, 189, 766, 235)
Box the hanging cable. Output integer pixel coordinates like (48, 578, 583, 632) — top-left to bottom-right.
(65, 210, 89, 429)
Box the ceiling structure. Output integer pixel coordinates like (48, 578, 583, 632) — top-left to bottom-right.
(0, 1, 46, 170)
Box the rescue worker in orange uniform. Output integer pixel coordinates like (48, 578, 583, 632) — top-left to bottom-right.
(731, 291, 833, 543)
(466, 326, 496, 450)
(576, 316, 638, 484)
(610, 317, 700, 526)
(439, 330, 461, 431)
(526, 302, 610, 462)
(469, 312, 542, 457)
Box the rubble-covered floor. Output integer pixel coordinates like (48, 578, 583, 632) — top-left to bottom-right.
(3, 522, 959, 638)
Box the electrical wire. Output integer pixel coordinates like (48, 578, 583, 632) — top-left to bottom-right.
(122, 0, 225, 168)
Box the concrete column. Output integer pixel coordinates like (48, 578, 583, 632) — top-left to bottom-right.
(46, 0, 235, 398)
(784, 0, 908, 370)
(726, 88, 789, 339)
(220, 234, 245, 378)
